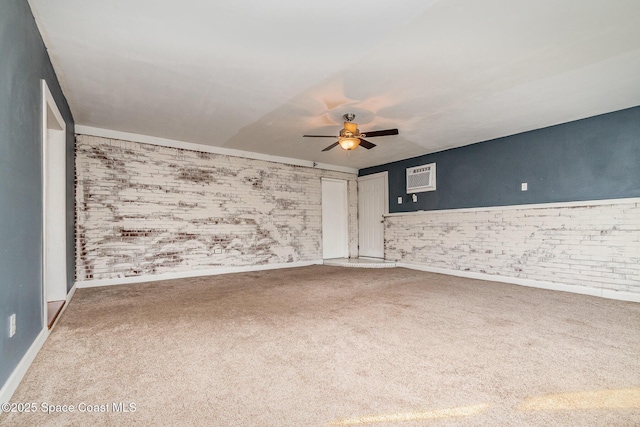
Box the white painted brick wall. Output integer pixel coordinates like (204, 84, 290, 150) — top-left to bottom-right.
(75, 134, 358, 281)
(385, 202, 640, 294)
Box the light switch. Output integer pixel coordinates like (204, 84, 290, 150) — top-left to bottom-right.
(521, 182, 528, 191)
(397, 197, 403, 204)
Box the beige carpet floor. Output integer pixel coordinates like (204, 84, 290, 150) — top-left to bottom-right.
(2, 266, 640, 426)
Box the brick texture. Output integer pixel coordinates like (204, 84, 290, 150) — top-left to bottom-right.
(385, 202, 640, 294)
(75, 135, 358, 281)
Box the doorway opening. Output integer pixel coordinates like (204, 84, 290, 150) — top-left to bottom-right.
(41, 80, 67, 329)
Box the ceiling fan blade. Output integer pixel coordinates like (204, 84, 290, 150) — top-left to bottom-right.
(303, 134, 337, 138)
(363, 128, 399, 138)
(321, 142, 340, 152)
(359, 138, 376, 149)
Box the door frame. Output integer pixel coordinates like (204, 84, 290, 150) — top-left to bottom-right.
(357, 171, 388, 258)
(41, 79, 67, 327)
(321, 177, 349, 259)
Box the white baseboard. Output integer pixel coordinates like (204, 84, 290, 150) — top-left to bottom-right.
(397, 262, 640, 303)
(0, 328, 48, 404)
(0, 284, 78, 404)
(75, 260, 324, 288)
(601, 288, 640, 303)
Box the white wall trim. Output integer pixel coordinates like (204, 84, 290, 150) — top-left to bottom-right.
(397, 262, 640, 303)
(0, 328, 48, 404)
(41, 79, 68, 328)
(75, 125, 358, 175)
(75, 260, 324, 288)
(0, 284, 76, 404)
(384, 197, 640, 217)
(42, 80, 64, 130)
(601, 288, 640, 303)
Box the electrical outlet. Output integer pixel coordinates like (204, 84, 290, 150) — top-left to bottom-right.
(214, 249, 223, 254)
(412, 194, 418, 202)
(9, 314, 16, 337)
(521, 182, 528, 191)
(397, 197, 403, 204)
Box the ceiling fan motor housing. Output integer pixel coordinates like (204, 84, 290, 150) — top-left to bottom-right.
(342, 121, 359, 137)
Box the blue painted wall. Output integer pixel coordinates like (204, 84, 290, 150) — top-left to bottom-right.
(0, 1, 74, 390)
(360, 106, 640, 213)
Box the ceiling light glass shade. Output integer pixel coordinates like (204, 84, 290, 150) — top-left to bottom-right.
(339, 137, 360, 150)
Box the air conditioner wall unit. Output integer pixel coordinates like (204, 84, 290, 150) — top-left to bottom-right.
(406, 163, 436, 193)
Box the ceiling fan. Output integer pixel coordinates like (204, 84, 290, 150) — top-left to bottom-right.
(303, 113, 399, 151)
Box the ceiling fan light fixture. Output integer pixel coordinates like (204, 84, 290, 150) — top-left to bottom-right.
(339, 137, 360, 150)
(303, 113, 398, 152)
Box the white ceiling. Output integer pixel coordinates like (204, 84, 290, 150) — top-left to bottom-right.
(29, 0, 640, 170)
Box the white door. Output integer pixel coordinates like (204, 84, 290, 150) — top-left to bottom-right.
(358, 172, 387, 258)
(42, 81, 68, 308)
(322, 178, 349, 259)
